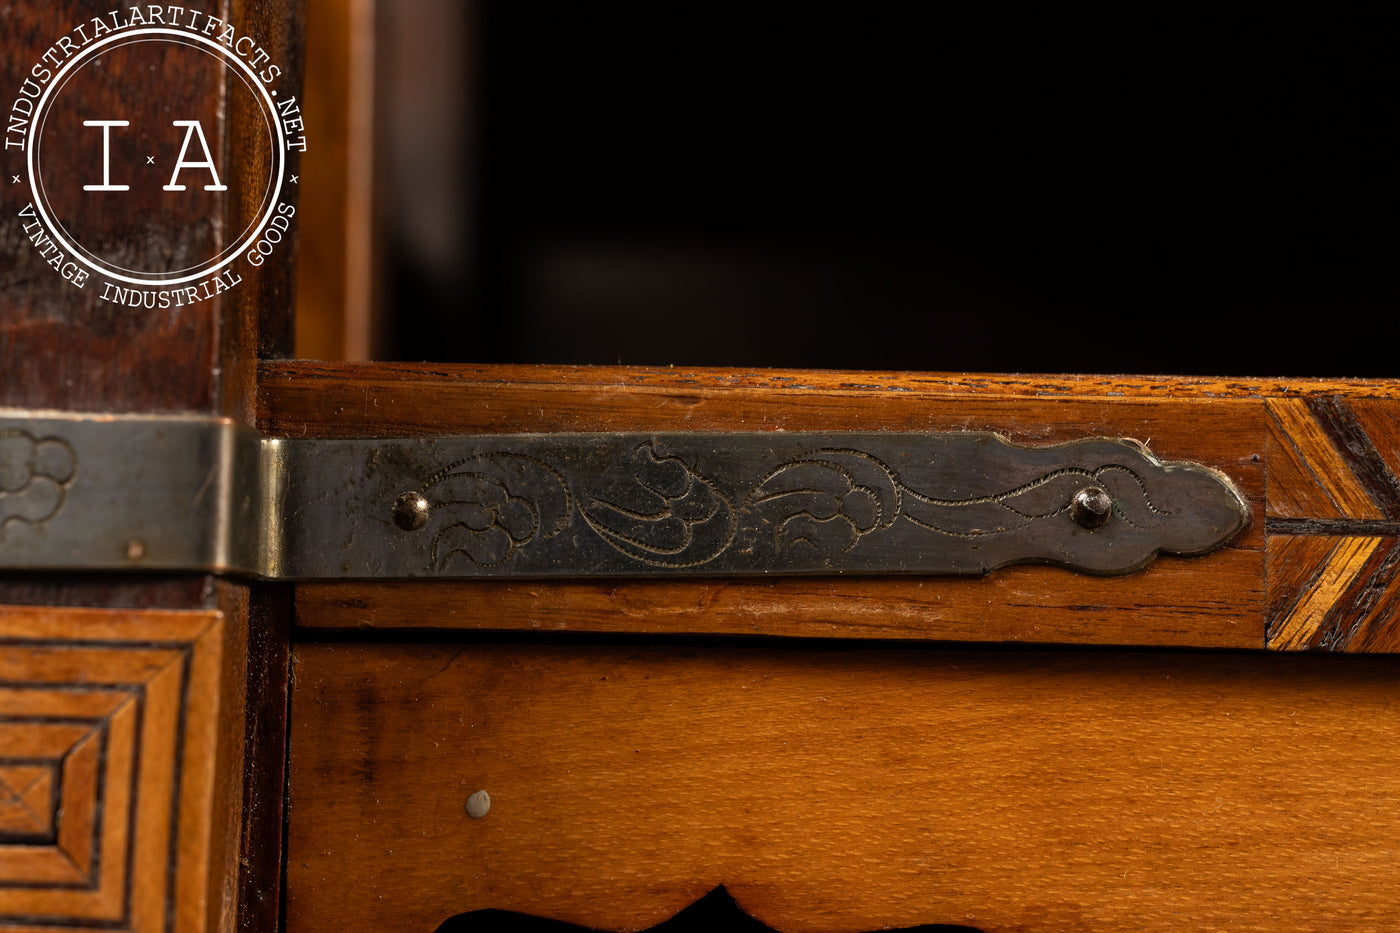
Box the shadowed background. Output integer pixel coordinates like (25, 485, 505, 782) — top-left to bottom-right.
(297, 3, 1395, 377)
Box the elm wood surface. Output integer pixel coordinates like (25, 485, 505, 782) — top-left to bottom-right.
(286, 640, 1400, 933)
(0, 605, 241, 932)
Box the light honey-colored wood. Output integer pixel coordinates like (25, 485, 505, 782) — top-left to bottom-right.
(1270, 536, 1383, 649)
(0, 606, 240, 933)
(287, 641, 1400, 932)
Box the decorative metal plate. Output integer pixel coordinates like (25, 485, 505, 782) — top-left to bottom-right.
(0, 412, 1249, 580)
(281, 432, 1247, 578)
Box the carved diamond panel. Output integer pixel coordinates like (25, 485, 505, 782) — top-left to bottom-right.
(0, 606, 228, 932)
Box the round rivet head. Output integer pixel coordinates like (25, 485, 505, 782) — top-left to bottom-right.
(465, 789, 491, 819)
(392, 491, 430, 531)
(1071, 486, 1113, 529)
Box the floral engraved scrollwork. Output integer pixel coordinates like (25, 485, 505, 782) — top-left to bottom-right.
(420, 453, 571, 570)
(580, 441, 737, 568)
(0, 430, 77, 541)
(899, 464, 1170, 537)
(747, 448, 901, 554)
(749, 447, 1174, 553)
(392, 433, 1245, 578)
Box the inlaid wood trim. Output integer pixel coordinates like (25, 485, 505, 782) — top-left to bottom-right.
(1266, 535, 1400, 652)
(1262, 398, 1400, 650)
(0, 606, 232, 933)
(1265, 398, 1400, 521)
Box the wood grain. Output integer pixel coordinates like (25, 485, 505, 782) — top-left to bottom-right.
(223, 0, 307, 413)
(0, 605, 236, 932)
(272, 363, 1265, 647)
(262, 364, 1400, 652)
(3, 1, 215, 414)
(257, 361, 1400, 406)
(1265, 398, 1400, 522)
(1265, 399, 1365, 520)
(1348, 399, 1400, 506)
(1260, 398, 1400, 649)
(1, 4, 303, 930)
(287, 641, 1400, 933)
(0, 1, 300, 418)
(295, 555, 1261, 648)
(1266, 535, 1400, 652)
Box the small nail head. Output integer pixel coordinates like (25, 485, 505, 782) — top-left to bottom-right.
(393, 491, 430, 531)
(124, 538, 147, 561)
(1071, 486, 1113, 529)
(465, 789, 491, 819)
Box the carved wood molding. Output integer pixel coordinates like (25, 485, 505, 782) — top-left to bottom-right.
(0, 606, 233, 932)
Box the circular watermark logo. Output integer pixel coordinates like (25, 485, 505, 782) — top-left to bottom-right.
(6, 9, 305, 306)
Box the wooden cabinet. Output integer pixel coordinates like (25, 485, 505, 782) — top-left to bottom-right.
(265, 366, 1400, 932)
(6, 4, 1400, 931)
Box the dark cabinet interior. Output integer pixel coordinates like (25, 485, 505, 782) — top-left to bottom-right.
(369, 5, 1395, 376)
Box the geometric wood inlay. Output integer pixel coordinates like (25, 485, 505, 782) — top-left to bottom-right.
(0, 606, 229, 932)
(1267, 535, 1400, 651)
(1265, 398, 1393, 521)
(1266, 398, 1400, 650)
(0, 765, 56, 840)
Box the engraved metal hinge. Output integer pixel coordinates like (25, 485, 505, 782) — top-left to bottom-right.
(0, 410, 1249, 579)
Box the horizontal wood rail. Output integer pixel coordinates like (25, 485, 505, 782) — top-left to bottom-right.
(259, 363, 1400, 652)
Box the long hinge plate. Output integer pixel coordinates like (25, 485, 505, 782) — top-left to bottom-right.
(0, 411, 1249, 579)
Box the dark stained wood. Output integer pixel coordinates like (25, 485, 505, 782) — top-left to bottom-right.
(1348, 399, 1400, 501)
(1, 1, 300, 418)
(1305, 397, 1400, 517)
(3, 2, 217, 414)
(224, 0, 307, 416)
(1, 3, 304, 929)
(236, 583, 292, 933)
(2, 2, 304, 425)
(0, 575, 213, 611)
(287, 641, 1400, 933)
